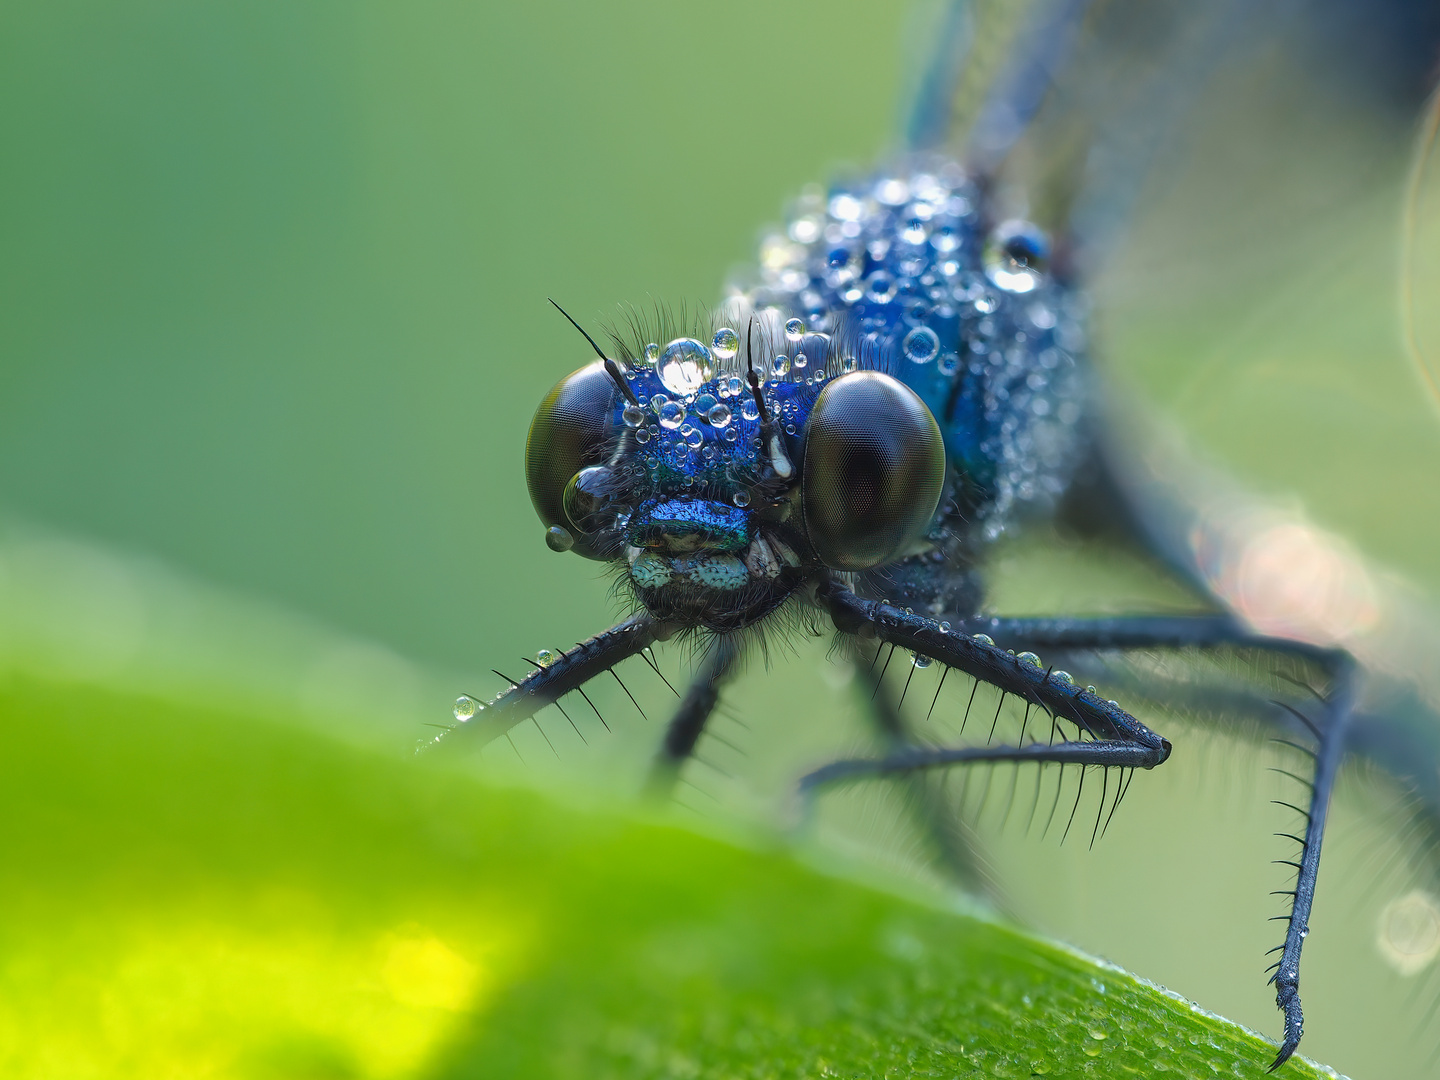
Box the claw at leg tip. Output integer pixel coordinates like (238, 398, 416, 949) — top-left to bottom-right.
(1268, 1038, 1298, 1073)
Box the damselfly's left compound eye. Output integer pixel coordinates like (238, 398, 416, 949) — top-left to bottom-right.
(800, 371, 945, 570)
(525, 361, 618, 559)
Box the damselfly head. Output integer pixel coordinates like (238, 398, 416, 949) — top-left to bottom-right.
(525, 309, 949, 632)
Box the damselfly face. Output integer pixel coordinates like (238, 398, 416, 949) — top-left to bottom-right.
(524, 316, 946, 632)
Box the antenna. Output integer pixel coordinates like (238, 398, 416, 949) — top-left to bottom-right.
(744, 316, 769, 422)
(548, 298, 639, 406)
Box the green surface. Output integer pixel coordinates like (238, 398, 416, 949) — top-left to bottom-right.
(0, 672, 1333, 1079)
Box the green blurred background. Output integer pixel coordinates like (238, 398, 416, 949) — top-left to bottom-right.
(0, 0, 910, 672)
(3, 1, 1440, 1077)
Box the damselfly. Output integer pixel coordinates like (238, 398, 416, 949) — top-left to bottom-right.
(439, 0, 1440, 1070)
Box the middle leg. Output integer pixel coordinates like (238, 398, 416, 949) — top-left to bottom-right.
(645, 637, 741, 799)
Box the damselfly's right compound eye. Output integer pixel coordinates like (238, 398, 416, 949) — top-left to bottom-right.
(525, 361, 617, 560)
(800, 371, 945, 570)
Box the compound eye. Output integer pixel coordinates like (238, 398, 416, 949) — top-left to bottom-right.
(801, 371, 945, 571)
(525, 361, 617, 559)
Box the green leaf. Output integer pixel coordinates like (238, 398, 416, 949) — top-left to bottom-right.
(0, 675, 1336, 1079)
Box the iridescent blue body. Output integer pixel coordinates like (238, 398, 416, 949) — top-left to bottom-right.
(584, 160, 1085, 633)
(739, 170, 1083, 541)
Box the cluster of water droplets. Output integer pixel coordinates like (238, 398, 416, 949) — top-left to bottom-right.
(614, 310, 857, 489)
(738, 158, 1090, 538)
(617, 332, 746, 480)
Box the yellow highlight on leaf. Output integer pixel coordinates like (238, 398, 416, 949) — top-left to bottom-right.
(381, 929, 480, 1011)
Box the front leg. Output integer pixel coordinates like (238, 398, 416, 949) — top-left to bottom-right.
(431, 613, 666, 752)
(816, 578, 1172, 764)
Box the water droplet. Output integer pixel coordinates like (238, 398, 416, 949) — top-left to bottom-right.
(938, 621, 952, 632)
(643, 342, 660, 363)
(740, 398, 759, 421)
(1089, 1030, 1107, 1041)
(635, 427, 651, 444)
(659, 401, 684, 429)
(937, 352, 959, 376)
(1052, 670, 1074, 684)
(874, 177, 909, 205)
(866, 271, 896, 303)
(733, 490, 751, 507)
(911, 652, 933, 669)
(695, 393, 717, 415)
(657, 337, 715, 396)
(931, 226, 961, 252)
(1086, 685, 1097, 694)
(772, 354, 791, 376)
(900, 219, 928, 245)
(1016, 651, 1042, 667)
(685, 428, 703, 448)
(726, 375, 744, 396)
(712, 327, 739, 359)
(1027, 302, 1057, 329)
(984, 219, 1050, 293)
(902, 326, 940, 363)
(723, 427, 737, 442)
(784, 317, 805, 340)
(784, 422, 796, 435)
(622, 405, 645, 427)
(545, 524, 575, 552)
(453, 695, 482, 722)
(793, 352, 808, 370)
(649, 392, 670, 413)
(841, 356, 859, 373)
(972, 633, 994, 646)
(536, 648, 559, 668)
(829, 192, 863, 220)
(788, 215, 821, 244)
(707, 403, 731, 427)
